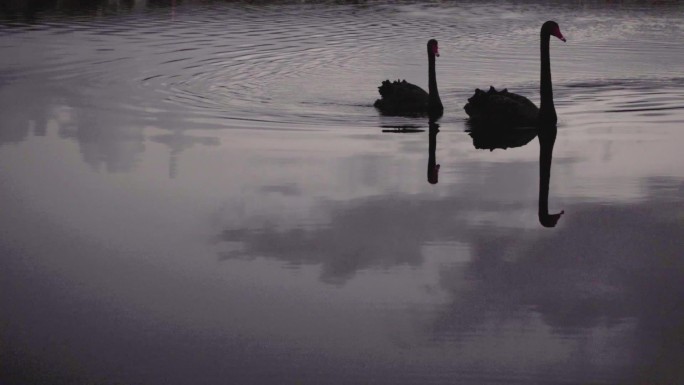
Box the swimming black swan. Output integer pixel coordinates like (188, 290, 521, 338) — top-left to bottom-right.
(464, 21, 566, 127)
(374, 39, 443, 117)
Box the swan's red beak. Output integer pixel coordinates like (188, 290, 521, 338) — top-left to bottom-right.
(552, 27, 566, 42)
(433, 46, 440, 57)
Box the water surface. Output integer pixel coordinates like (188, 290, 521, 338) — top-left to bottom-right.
(2, 1, 684, 384)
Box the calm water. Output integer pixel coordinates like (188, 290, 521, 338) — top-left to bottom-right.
(2, 1, 684, 384)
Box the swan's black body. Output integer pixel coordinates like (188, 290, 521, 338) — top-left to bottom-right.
(375, 79, 430, 115)
(464, 21, 566, 127)
(374, 39, 443, 117)
(464, 86, 539, 127)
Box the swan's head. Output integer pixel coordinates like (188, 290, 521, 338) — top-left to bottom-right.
(542, 21, 566, 42)
(427, 39, 439, 57)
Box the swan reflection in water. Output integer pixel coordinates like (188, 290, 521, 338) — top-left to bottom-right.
(465, 122, 564, 227)
(427, 120, 440, 184)
(538, 123, 564, 227)
(466, 123, 538, 151)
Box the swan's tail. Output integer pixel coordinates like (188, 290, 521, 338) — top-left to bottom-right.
(377, 79, 409, 99)
(463, 86, 506, 118)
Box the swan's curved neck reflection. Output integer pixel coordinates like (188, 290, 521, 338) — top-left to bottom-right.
(538, 124, 564, 227)
(427, 121, 440, 184)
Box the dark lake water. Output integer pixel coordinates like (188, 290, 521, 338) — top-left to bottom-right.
(2, 1, 684, 384)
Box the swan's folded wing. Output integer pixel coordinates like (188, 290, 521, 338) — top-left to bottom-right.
(464, 88, 539, 127)
(504, 92, 538, 112)
(375, 80, 429, 115)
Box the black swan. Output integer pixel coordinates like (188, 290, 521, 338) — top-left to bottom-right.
(374, 39, 443, 117)
(464, 21, 566, 127)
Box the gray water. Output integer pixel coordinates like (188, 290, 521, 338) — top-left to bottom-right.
(2, 1, 684, 384)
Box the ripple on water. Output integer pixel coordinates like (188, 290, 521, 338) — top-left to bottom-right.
(557, 78, 684, 132)
(2, 1, 684, 131)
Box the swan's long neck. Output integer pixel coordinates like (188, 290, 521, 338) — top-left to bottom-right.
(428, 52, 442, 111)
(539, 33, 556, 124)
